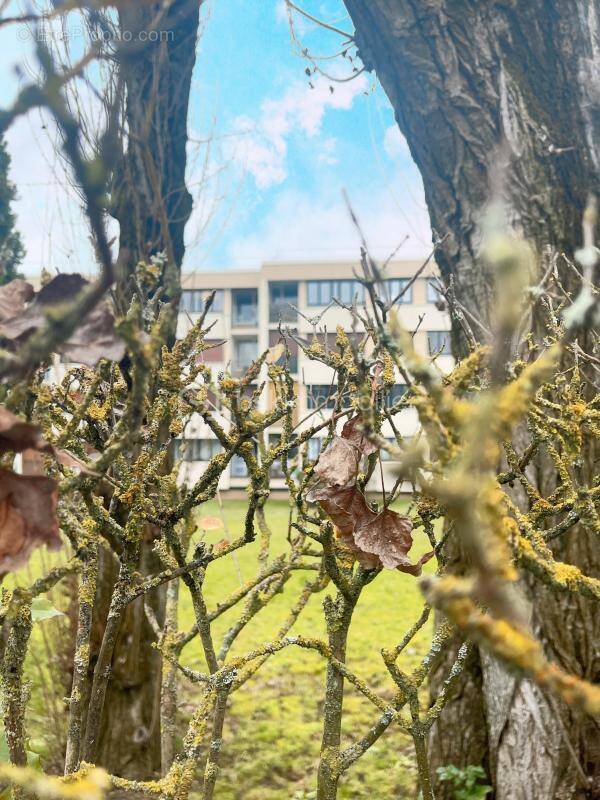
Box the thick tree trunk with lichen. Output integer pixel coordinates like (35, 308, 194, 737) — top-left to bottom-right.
(342, 2, 600, 797)
(87, 1, 202, 783)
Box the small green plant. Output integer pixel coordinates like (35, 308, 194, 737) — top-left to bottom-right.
(436, 765, 491, 800)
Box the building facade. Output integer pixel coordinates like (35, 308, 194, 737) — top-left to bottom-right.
(176, 260, 452, 492)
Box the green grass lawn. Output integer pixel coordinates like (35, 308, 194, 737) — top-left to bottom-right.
(179, 498, 434, 799)
(12, 498, 436, 799)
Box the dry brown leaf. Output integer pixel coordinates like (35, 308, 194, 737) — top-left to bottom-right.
(0, 273, 124, 366)
(313, 437, 360, 487)
(354, 508, 431, 572)
(310, 485, 375, 536)
(309, 410, 430, 575)
(0, 279, 34, 323)
(0, 407, 53, 455)
(0, 469, 61, 573)
(266, 343, 285, 364)
(395, 549, 435, 576)
(341, 416, 378, 457)
(309, 485, 380, 569)
(198, 515, 224, 531)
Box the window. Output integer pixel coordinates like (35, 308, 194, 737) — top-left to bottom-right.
(427, 279, 443, 304)
(181, 289, 223, 314)
(306, 280, 364, 306)
(377, 383, 408, 411)
(381, 439, 401, 461)
(197, 339, 225, 363)
(306, 384, 337, 410)
(387, 278, 412, 304)
(386, 384, 408, 408)
(233, 336, 258, 374)
(269, 331, 298, 373)
(306, 384, 351, 410)
(427, 330, 452, 356)
(269, 282, 298, 323)
(232, 288, 258, 326)
(268, 434, 298, 479)
(230, 454, 248, 478)
(173, 438, 221, 463)
(307, 438, 323, 461)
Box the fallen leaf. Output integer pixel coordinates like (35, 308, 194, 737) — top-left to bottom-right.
(198, 515, 224, 531)
(0, 469, 61, 573)
(309, 407, 430, 576)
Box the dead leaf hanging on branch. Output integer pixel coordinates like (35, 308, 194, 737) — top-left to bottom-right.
(313, 437, 361, 487)
(0, 407, 54, 455)
(0, 406, 100, 572)
(0, 279, 34, 323)
(0, 274, 124, 367)
(340, 415, 379, 457)
(0, 469, 60, 574)
(311, 416, 433, 574)
(354, 508, 433, 573)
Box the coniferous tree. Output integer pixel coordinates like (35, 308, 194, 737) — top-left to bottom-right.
(0, 136, 24, 285)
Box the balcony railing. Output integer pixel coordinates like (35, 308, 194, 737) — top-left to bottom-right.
(233, 305, 258, 326)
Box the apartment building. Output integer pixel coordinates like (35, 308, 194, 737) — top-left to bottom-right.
(176, 260, 452, 492)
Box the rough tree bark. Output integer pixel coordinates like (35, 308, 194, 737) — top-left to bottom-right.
(113, 0, 201, 302)
(87, 0, 202, 782)
(342, 2, 600, 798)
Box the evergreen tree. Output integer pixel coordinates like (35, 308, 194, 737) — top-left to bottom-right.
(0, 136, 24, 285)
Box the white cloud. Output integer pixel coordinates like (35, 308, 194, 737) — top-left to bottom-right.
(5, 112, 100, 277)
(274, 0, 312, 36)
(317, 136, 338, 166)
(383, 125, 410, 160)
(231, 74, 368, 190)
(275, 0, 291, 26)
(226, 179, 432, 267)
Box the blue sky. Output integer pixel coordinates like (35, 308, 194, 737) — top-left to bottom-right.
(1, 0, 431, 275)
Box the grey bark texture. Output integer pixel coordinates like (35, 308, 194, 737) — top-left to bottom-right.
(113, 0, 202, 299)
(89, 0, 202, 783)
(342, 2, 600, 797)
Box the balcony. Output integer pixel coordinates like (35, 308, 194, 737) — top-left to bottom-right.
(232, 288, 258, 327)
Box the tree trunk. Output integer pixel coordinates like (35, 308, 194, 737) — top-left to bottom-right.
(89, 1, 202, 782)
(112, 0, 201, 303)
(342, 2, 600, 797)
